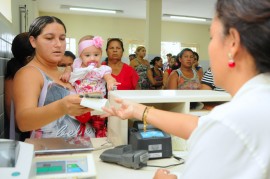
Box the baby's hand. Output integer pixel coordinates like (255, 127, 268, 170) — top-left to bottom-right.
(107, 81, 121, 91)
(60, 72, 71, 83)
(104, 74, 120, 91)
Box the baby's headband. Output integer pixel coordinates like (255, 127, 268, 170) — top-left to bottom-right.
(78, 36, 103, 56)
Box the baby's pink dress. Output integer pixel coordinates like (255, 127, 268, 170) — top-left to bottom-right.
(71, 58, 112, 96)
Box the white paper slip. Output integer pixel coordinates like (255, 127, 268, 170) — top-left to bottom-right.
(80, 98, 109, 114)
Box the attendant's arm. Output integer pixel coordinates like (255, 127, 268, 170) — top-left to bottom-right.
(166, 71, 178, 89)
(13, 66, 91, 132)
(102, 98, 198, 139)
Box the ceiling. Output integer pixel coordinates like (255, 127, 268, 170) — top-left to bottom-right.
(37, 0, 216, 24)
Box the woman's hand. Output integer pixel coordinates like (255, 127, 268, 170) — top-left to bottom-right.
(153, 169, 178, 179)
(101, 98, 144, 120)
(60, 94, 92, 116)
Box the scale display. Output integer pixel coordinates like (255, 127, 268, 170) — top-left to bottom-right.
(140, 130, 164, 139)
(36, 158, 88, 175)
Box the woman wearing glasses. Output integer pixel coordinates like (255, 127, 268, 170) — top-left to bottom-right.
(104, 38, 139, 90)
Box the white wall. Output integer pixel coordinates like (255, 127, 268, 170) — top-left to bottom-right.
(39, 12, 210, 66)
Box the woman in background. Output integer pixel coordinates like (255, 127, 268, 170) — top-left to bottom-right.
(104, 38, 139, 90)
(192, 51, 203, 81)
(130, 46, 150, 89)
(163, 55, 176, 89)
(167, 48, 201, 90)
(147, 56, 163, 89)
(4, 32, 34, 140)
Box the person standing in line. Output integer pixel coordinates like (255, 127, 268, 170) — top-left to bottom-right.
(102, 0, 270, 178)
(201, 67, 224, 91)
(130, 46, 150, 89)
(163, 55, 176, 89)
(13, 16, 96, 140)
(103, 38, 139, 90)
(163, 53, 172, 71)
(57, 51, 76, 72)
(128, 54, 136, 63)
(4, 32, 34, 140)
(167, 48, 201, 90)
(192, 51, 203, 81)
(147, 56, 163, 89)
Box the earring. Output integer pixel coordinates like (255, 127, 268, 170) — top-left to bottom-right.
(228, 53, 235, 68)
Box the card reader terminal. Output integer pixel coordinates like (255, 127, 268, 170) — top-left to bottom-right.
(129, 121, 172, 159)
(100, 145, 149, 169)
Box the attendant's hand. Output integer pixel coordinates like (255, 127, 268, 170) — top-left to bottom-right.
(101, 98, 144, 120)
(60, 94, 92, 116)
(153, 169, 177, 179)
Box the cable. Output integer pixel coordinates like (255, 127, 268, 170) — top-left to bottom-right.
(146, 156, 185, 168)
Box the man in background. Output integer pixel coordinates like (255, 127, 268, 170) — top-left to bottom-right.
(58, 51, 76, 68)
(129, 54, 136, 62)
(163, 53, 172, 71)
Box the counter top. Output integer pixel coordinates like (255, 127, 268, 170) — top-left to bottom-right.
(91, 138, 186, 179)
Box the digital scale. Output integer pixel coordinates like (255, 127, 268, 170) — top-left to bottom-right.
(0, 139, 96, 179)
(34, 153, 96, 179)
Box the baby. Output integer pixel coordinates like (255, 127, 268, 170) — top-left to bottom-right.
(61, 36, 118, 137)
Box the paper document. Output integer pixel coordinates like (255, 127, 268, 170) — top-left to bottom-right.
(80, 97, 109, 115)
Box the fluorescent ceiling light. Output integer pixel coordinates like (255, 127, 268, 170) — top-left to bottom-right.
(163, 14, 211, 22)
(61, 5, 123, 14)
(170, 16, 206, 22)
(70, 7, 116, 14)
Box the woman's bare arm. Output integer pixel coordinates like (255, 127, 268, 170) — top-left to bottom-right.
(102, 98, 198, 139)
(167, 71, 178, 89)
(13, 66, 91, 132)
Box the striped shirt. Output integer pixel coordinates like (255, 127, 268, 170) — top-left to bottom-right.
(201, 68, 224, 91)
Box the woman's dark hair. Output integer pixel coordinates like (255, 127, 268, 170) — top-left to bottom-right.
(150, 56, 162, 66)
(5, 32, 34, 79)
(64, 51, 76, 60)
(193, 51, 199, 61)
(106, 38, 124, 52)
(216, 0, 270, 73)
(29, 16, 66, 39)
(171, 55, 180, 70)
(176, 48, 193, 62)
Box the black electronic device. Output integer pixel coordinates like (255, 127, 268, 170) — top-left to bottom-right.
(129, 121, 172, 159)
(99, 145, 149, 169)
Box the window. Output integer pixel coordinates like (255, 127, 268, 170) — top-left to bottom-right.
(66, 38, 76, 55)
(161, 42, 181, 62)
(127, 40, 199, 63)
